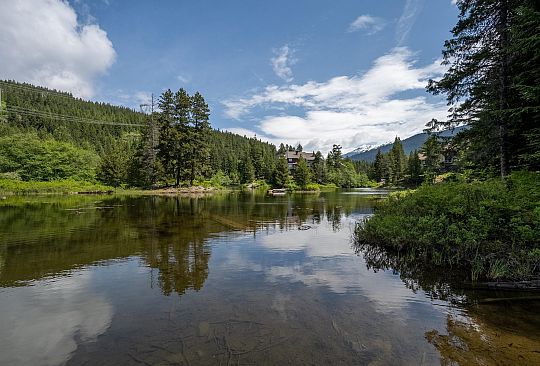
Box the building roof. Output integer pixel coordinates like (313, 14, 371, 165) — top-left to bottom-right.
(284, 151, 316, 161)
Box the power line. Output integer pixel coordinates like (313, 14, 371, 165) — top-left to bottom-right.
(0, 81, 77, 100)
(5, 106, 145, 127)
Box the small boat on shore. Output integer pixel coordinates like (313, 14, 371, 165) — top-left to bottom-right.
(267, 188, 287, 196)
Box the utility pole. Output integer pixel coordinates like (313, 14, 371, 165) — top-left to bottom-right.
(140, 94, 158, 185)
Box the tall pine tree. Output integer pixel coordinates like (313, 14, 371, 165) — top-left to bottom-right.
(427, 0, 539, 177)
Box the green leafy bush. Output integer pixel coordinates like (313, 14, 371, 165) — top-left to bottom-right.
(209, 171, 232, 187)
(356, 171, 540, 281)
(0, 133, 99, 181)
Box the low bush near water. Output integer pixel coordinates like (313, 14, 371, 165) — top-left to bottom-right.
(0, 178, 113, 194)
(355, 171, 540, 281)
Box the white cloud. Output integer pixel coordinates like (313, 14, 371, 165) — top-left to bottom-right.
(0, 271, 113, 366)
(271, 45, 297, 82)
(176, 74, 191, 84)
(134, 91, 152, 106)
(221, 222, 426, 313)
(348, 15, 385, 34)
(396, 0, 425, 46)
(223, 47, 447, 152)
(0, 0, 116, 99)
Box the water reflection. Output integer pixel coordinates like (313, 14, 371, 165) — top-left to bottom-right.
(0, 191, 538, 365)
(0, 192, 370, 295)
(355, 242, 540, 365)
(0, 271, 113, 366)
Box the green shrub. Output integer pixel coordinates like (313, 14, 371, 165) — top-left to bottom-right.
(305, 183, 321, 191)
(0, 133, 99, 181)
(355, 171, 540, 281)
(209, 171, 232, 187)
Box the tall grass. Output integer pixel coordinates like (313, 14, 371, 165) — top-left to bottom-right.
(0, 178, 113, 194)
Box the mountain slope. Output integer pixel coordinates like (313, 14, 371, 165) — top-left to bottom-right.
(345, 126, 468, 162)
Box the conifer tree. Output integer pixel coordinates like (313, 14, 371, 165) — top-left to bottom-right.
(407, 150, 422, 185)
(390, 137, 407, 184)
(311, 151, 326, 184)
(294, 156, 311, 189)
(240, 157, 255, 183)
(273, 156, 289, 188)
(421, 136, 442, 179)
(157, 89, 179, 185)
(373, 149, 384, 182)
(426, 0, 539, 177)
(188, 92, 211, 185)
(171, 89, 191, 186)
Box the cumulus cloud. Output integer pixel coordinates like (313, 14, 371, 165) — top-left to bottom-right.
(223, 47, 447, 152)
(271, 45, 297, 82)
(348, 15, 385, 34)
(0, 0, 116, 98)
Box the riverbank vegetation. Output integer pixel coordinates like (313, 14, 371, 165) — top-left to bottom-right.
(0, 81, 375, 194)
(355, 0, 540, 282)
(356, 172, 540, 281)
(0, 178, 112, 195)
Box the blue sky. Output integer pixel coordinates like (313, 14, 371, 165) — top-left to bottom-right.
(0, 0, 458, 153)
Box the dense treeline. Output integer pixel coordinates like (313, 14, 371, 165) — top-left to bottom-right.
(356, 0, 540, 282)
(273, 143, 373, 190)
(208, 130, 277, 184)
(361, 134, 450, 187)
(0, 80, 145, 153)
(125, 88, 288, 188)
(0, 81, 376, 190)
(0, 82, 289, 189)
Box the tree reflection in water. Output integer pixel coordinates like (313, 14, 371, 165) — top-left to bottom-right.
(0, 191, 360, 296)
(355, 242, 540, 365)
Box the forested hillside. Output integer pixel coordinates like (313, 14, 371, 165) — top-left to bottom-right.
(0, 81, 279, 188)
(0, 80, 145, 153)
(345, 126, 467, 163)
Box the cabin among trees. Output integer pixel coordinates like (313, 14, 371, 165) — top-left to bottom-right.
(283, 150, 316, 171)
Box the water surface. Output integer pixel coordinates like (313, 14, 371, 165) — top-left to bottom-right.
(0, 190, 538, 365)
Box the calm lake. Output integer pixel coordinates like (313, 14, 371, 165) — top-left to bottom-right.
(0, 190, 539, 365)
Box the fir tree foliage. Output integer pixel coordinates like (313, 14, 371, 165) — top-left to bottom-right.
(273, 156, 289, 188)
(294, 156, 311, 189)
(427, 0, 540, 176)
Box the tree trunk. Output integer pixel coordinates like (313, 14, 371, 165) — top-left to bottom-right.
(498, 0, 510, 178)
(190, 149, 195, 186)
(175, 156, 181, 187)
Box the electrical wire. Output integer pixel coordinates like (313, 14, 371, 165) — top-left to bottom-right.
(4, 106, 146, 127)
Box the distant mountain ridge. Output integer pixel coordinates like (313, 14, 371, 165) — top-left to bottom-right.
(344, 126, 468, 162)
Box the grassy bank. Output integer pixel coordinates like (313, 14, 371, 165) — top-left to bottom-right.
(355, 172, 540, 281)
(0, 178, 227, 195)
(0, 178, 114, 195)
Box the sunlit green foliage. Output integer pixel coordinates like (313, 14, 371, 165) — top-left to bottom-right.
(356, 171, 540, 281)
(0, 178, 111, 194)
(0, 133, 99, 181)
